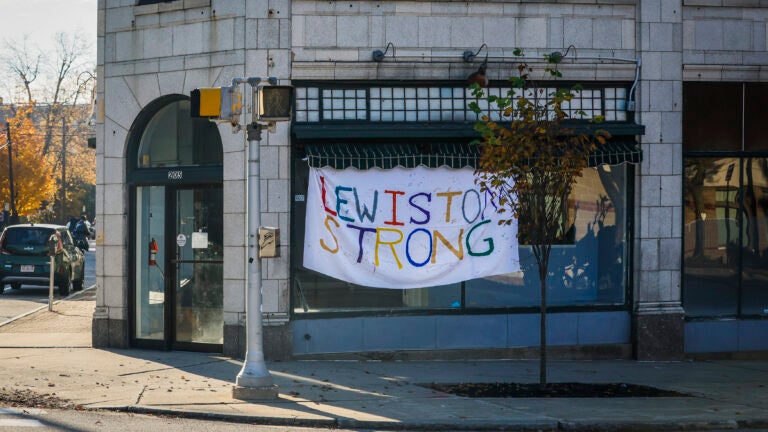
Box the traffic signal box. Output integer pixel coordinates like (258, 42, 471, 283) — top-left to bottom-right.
(190, 86, 242, 124)
(257, 85, 293, 122)
(190, 88, 221, 118)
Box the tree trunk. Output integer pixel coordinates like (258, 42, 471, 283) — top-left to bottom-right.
(539, 267, 548, 389)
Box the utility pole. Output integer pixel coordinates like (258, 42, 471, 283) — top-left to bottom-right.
(4, 122, 18, 224)
(60, 117, 68, 220)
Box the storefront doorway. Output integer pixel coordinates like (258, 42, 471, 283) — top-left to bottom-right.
(134, 185, 223, 350)
(127, 95, 224, 351)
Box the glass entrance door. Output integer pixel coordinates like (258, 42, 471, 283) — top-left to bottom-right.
(133, 185, 223, 350)
(172, 187, 223, 348)
(135, 186, 166, 341)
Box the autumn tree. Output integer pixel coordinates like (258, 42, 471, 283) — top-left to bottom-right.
(470, 51, 609, 387)
(1, 32, 95, 223)
(0, 105, 57, 218)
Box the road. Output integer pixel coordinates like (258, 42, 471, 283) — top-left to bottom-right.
(0, 408, 761, 432)
(0, 408, 371, 431)
(0, 240, 95, 325)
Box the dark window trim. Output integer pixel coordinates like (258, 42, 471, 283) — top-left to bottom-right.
(290, 304, 630, 321)
(292, 121, 644, 140)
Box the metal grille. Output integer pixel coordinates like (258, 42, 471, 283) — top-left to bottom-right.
(304, 140, 641, 169)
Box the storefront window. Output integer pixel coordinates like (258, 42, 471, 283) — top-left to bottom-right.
(683, 158, 740, 316)
(683, 82, 768, 318)
(741, 158, 768, 315)
(292, 164, 630, 313)
(466, 166, 628, 307)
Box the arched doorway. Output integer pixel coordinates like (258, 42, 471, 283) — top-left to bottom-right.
(127, 95, 224, 352)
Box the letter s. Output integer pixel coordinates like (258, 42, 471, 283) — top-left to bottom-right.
(320, 215, 340, 253)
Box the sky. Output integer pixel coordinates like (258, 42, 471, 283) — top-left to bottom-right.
(0, 0, 97, 102)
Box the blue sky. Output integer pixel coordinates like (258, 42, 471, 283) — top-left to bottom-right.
(0, 0, 97, 101)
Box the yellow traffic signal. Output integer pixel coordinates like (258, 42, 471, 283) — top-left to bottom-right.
(190, 88, 221, 118)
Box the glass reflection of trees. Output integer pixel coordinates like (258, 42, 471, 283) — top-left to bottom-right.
(683, 157, 768, 316)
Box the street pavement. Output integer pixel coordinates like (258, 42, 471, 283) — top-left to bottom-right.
(1, 287, 768, 431)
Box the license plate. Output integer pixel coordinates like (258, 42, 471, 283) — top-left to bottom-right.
(20, 265, 34, 272)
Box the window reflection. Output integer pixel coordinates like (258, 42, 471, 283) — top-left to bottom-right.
(683, 158, 740, 316)
(741, 158, 768, 315)
(466, 166, 628, 307)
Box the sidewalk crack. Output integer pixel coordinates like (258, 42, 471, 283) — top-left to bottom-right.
(135, 385, 148, 405)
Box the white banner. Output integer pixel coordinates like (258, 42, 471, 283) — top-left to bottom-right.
(303, 166, 519, 289)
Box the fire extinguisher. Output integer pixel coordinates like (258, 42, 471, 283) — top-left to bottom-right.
(149, 238, 158, 266)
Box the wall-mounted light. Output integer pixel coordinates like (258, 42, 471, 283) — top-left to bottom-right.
(372, 42, 395, 62)
(465, 44, 489, 87)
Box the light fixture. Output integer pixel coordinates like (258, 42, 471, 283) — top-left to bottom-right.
(372, 42, 395, 62)
(546, 45, 575, 64)
(465, 44, 489, 87)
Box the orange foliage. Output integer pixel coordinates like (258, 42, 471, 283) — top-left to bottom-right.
(0, 105, 57, 216)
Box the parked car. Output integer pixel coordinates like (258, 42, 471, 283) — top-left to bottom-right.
(0, 224, 86, 296)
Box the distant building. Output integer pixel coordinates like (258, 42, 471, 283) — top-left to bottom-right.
(93, 0, 768, 360)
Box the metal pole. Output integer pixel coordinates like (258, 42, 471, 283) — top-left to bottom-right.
(233, 122, 277, 399)
(5, 123, 17, 223)
(61, 118, 68, 220)
(49, 254, 55, 311)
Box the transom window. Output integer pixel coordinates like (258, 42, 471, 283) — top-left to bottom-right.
(136, 100, 222, 169)
(294, 84, 630, 123)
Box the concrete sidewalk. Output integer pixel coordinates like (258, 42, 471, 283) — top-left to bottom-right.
(1, 289, 768, 431)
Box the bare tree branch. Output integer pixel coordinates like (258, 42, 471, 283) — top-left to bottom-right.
(2, 35, 42, 104)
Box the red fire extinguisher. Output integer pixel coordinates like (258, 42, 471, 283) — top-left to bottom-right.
(149, 238, 158, 266)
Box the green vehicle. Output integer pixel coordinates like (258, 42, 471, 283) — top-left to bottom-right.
(0, 224, 86, 296)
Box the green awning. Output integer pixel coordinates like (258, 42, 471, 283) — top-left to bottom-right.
(304, 140, 642, 170)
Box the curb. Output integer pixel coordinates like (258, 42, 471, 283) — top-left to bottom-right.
(100, 404, 555, 431)
(0, 285, 96, 328)
(90, 405, 768, 432)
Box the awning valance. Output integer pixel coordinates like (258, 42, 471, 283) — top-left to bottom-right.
(304, 139, 642, 170)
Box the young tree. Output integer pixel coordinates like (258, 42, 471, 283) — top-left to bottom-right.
(470, 51, 609, 387)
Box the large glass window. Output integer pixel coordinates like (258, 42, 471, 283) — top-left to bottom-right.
(683, 82, 768, 318)
(741, 158, 768, 315)
(136, 100, 222, 168)
(466, 166, 628, 307)
(683, 158, 740, 315)
(292, 163, 630, 314)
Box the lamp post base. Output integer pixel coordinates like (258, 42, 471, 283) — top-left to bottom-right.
(232, 384, 279, 400)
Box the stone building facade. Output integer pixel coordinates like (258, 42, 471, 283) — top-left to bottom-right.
(93, 0, 768, 360)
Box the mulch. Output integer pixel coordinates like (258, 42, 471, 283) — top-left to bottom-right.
(424, 382, 689, 398)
